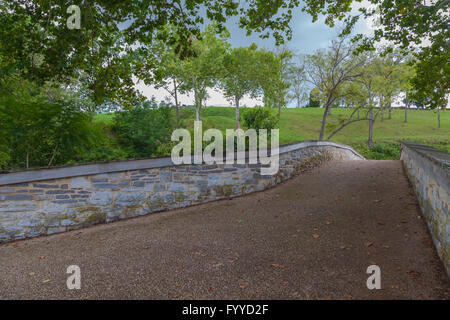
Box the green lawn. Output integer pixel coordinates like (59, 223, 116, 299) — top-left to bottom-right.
(95, 107, 449, 160)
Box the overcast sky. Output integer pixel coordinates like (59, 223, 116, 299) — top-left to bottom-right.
(136, 2, 374, 108)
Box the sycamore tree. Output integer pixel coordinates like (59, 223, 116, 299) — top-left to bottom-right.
(221, 44, 259, 129)
(178, 26, 229, 121)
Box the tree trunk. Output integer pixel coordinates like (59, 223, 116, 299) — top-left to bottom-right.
(381, 108, 384, 122)
(278, 104, 281, 120)
(388, 105, 392, 119)
(367, 108, 374, 148)
(437, 106, 440, 129)
(173, 79, 180, 127)
(194, 91, 200, 121)
(404, 104, 408, 123)
(319, 104, 331, 140)
(235, 97, 240, 129)
(357, 109, 360, 120)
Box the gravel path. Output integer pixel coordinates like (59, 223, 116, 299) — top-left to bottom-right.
(0, 160, 448, 299)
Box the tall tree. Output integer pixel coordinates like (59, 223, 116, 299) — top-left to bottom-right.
(221, 45, 259, 129)
(178, 26, 229, 121)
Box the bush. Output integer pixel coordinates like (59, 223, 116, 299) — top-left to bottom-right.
(242, 106, 279, 132)
(113, 101, 176, 158)
(0, 92, 98, 170)
(356, 142, 401, 160)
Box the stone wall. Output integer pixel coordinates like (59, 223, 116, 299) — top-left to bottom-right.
(0, 141, 363, 243)
(401, 142, 449, 276)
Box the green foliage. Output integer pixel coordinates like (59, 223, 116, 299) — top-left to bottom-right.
(113, 101, 176, 158)
(358, 142, 401, 160)
(307, 88, 321, 108)
(221, 45, 259, 105)
(177, 25, 230, 120)
(242, 106, 279, 132)
(0, 88, 97, 170)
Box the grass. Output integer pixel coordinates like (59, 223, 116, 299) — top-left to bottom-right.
(95, 107, 449, 160)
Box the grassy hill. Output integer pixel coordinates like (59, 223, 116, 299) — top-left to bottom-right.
(95, 107, 449, 160)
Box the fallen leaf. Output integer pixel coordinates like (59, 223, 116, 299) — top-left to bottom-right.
(11, 242, 18, 248)
(29, 272, 35, 276)
(39, 256, 46, 260)
(312, 234, 320, 239)
(339, 245, 346, 250)
(364, 241, 374, 247)
(325, 221, 332, 225)
(373, 200, 382, 203)
(335, 196, 342, 201)
(271, 264, 284, 268)
(239, 285, 247, 289)
(382, 244, 390, 249)
(42, 279, 51, 283)
(291, 235, 297, 238)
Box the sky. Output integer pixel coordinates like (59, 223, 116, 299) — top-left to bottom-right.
(135, 1, 374, 108)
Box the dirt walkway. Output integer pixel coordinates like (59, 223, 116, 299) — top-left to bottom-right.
(0, 160, 448, 299)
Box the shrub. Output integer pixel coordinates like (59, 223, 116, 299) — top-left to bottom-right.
(242, 106, 279, 133)
(113, 100, 175, 158)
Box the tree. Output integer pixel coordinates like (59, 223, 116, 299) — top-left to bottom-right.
(153, 42, 185, 127)
(287, 54, 308, 108)
(253, 48, 291, 119)
(221, 45, 259, 129)
(305, 35, 366, 140)
(273, 47, 294, 119)
(178, 26, 229, 121)
(326, 52, 405, 147)
(371, 51, 406, 122)
(410, 44, 448, 128)
(0, 80, 96, 169)
(358, 0, 449, 112)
